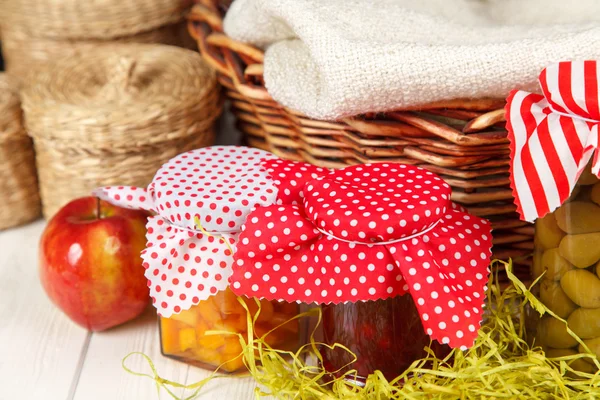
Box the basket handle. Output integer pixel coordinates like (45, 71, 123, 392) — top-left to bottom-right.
(96, 56, 140, 100)
(109, 57, 137, 93)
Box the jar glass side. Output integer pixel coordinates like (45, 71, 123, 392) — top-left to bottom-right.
(159, 287, 301, 373)
(321, 294, 450, 383)
(531, 167, 600, 374)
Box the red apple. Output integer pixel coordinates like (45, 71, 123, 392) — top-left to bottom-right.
(39, 196, 151, 331)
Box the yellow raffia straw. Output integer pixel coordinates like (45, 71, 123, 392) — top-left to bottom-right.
(124, 259, 600, 399)
(193, 215, 234, 255)
(122, 352, 231, 400)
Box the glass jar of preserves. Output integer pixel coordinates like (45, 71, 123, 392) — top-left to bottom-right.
(321, 295, 450, 383)
(532, 167, 600, 374)
(92, 146, 306, 373)
(159, 287, 301, 373)
(229, 162, 493, 383)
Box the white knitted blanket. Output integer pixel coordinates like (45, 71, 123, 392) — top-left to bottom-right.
(223, 0, 600, 120)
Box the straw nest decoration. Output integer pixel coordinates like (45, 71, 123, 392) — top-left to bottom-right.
(187, 0, 531, 284)
(0, 74, 41, 230)
(0, 0, 194, 76)
(21, 44, 222, 218)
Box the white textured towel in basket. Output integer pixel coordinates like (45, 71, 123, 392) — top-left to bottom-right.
(224, 0, 600, 120)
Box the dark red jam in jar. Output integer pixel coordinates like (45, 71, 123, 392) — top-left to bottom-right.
(322, 294, 450, 383)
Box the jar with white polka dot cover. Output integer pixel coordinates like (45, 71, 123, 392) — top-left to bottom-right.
(230, 160, 493, 381)
(92, 146, 304, 373)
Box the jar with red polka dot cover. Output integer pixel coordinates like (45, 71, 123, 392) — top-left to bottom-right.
(230, 160, 493, 382)
(92, 146, 306, 373)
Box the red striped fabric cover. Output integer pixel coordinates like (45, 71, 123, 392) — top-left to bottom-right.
(506, 60, 600, 222)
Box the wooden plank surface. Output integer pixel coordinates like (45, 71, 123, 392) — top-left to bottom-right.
(0, 220, 89, 400)
(72, 306, 194, 400)
(184, 362, 262, 400)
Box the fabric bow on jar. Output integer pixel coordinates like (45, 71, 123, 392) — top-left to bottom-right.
(507, 60, 600, 222)
(92, 146, 283, 317)
(230, 160, 493, 349)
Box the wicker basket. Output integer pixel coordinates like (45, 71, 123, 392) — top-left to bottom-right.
(187, 1, 532, 281)
(0, 0, 192, 40)
(21, 44, 222, 218)
(0, 0, 194, 76)
(1, 22, 195, 75)
(0, 74, 41, 230)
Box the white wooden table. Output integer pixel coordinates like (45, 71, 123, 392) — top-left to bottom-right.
(0, 220, 266, 400)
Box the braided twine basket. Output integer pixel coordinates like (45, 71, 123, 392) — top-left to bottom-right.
(187, 1, 531, 282)
(0, 74, 41, 230)
(0, 0, 194, 75)
(21, 44, 222, 218)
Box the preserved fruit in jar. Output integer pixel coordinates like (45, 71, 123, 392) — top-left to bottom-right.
(321, 295, 450, 383)
(91, 146, 304, 372)
(228, 162, 493, 382)
(532, 168, 600, 372)
(160, 288, 301, 373)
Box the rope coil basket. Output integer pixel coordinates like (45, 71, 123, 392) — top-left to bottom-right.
(187, 0, 531, 283)
(21, 44, 222, 218)
(0, 74, 41, 230)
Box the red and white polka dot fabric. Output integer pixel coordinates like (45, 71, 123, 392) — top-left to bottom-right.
(92, 146, 279, 317)
(262, 159, 328, 204)
(230, 161, 493, 349)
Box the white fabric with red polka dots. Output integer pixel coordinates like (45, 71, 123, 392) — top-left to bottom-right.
(92, 146, 279, 317)
(230, 161, 493, 349)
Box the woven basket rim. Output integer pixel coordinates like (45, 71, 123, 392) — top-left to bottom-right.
(22, 43, 221, 147)
(0, 74, 26, 142)
(1, 0, 193, 40)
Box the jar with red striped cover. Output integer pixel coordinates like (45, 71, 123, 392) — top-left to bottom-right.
(532, 166, 600, 373)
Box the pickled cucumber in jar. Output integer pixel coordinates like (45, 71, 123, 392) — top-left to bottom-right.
(160, 288, 300, 373)
(532, 166, 600, 373)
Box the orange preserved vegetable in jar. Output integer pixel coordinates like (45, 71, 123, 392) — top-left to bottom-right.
(159, 288, 301, 373)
